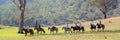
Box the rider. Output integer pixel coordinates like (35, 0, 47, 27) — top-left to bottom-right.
(79, 22, 83, 28)
(75, 23, 78, 28)
(90, 21, 95, 27)
(99, 20, 102, 26)
(66, 23, 69, 29)
(24, 26, 30, 32)
(99, 20, 102, 24)
(39, 25, 41, 29)
(52, 24, 56, 29)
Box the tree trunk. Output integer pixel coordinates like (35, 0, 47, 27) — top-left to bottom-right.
(18, 0, 26, 34)
(103, 12, 107, 19)
(18, 10, 24, 34)
(0, 14, 1, 24)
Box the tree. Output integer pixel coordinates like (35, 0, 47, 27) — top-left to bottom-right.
(88, 0, 118, 19)
(0, 13, 1, 24)
(10, 0, 26, 33)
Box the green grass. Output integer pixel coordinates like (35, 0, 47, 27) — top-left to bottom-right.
(0, 25, 120, 40)
(0, 17, 120, 40)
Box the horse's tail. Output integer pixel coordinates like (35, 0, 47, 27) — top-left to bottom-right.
(102, 25, 105, 30)
(56, 28, 58, 33)
(31, 29, 34, 35)
(42, 29, 46, 33)
(82, 27, 85, 32)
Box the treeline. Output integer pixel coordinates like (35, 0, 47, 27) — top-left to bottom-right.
(0, 0, 120, 26)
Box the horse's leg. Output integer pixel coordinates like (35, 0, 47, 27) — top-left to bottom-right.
(80, 29, 82, 32)
(53, 31, 54, 34)
(41, 31, 43, 34)
(68, 29, 71, 33)
(31, 31, 34, 36)
(64, 30, 66, 34)
(78, 29, 80, 32)
(73, 29, 75, 33)
(56, 30, 57, 34)
(25, 33, 27, 36)
(70, 30, 72, 33)
(73, 30, 75, 33)
(102, 26, 105, 31)
(42, 30, 45, 34)
(50, 31, 51, 34)
(30, 32, 32, 36)
(81, 29, 83, 32)
(56, 29, 58, 34)
(91, 29, 93, 31)
(40, 31, 42, 34)
(37, 30, 39, 34)
(97, 28, 99, 31)
(97, 28, 100, 31)
(65, 31, 66, 34)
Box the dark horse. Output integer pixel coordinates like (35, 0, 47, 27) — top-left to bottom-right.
(34, 27, 45, 34)
(90, 24, 96, 31)
(62, 27, 72, 33)
(96, 23, 105, 30)
(71, 26, 84, 32)
(48, 27, 58, 34)
(22, 28, 34, 36)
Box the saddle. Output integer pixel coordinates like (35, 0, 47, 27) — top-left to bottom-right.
(52, 27, 56, 29)
(91, 24, 95, 27)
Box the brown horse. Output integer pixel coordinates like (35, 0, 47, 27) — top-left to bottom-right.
(48, 27, 58, 34)
(96, 23, 105, 30)
(71, 26, 84, 32)
(22, 28, 34, 36)
(34, 27, 45, 34)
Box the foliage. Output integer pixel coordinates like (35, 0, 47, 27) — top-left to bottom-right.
(0, 0, 120, 26)
(88, 0, 118, 19)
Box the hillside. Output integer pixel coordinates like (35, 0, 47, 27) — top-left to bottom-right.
(60, 17, 120, 30)
(0, 0, 120, 26)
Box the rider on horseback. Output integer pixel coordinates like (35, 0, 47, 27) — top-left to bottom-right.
(66, 23, 69, 29)
(79, 22, 83, 28)
(52, 24, 56, 30)
(75, 23, 78, 26)
(99, 20, 102, 26)
(90, 21, 95, 27)
(38, 25, 41, 29)
(24, 26, 30, 32)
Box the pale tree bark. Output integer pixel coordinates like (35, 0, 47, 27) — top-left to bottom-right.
(10, 0, 26, 34)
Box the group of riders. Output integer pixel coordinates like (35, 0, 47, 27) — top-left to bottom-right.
(23, 20, 103, 32)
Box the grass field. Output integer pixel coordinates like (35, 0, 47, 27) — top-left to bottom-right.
(0, 17, 120, 40)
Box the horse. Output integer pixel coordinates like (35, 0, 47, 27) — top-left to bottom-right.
(90, 24, 96, 31)
(62, 27, 72, 33)
(48, 27, 58, 34)
(34, 27, 45, 34)
(96, 23, 105, 30)
(22, 28, 34, 36)
(79, 26, 85, 32)
(71, 26, 84, 32)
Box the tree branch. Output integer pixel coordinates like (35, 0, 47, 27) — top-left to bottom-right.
(10, 0, 19, 9)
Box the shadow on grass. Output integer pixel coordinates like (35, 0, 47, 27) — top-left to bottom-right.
(34, 33, 67, 36)
(0, 27, 4, 30)
(33, 30, 120, 36)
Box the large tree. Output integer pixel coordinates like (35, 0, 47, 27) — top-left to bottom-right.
(10, 0, 26, 33)
(0, 13, 1, 24)
(88, 0, 118, 19)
